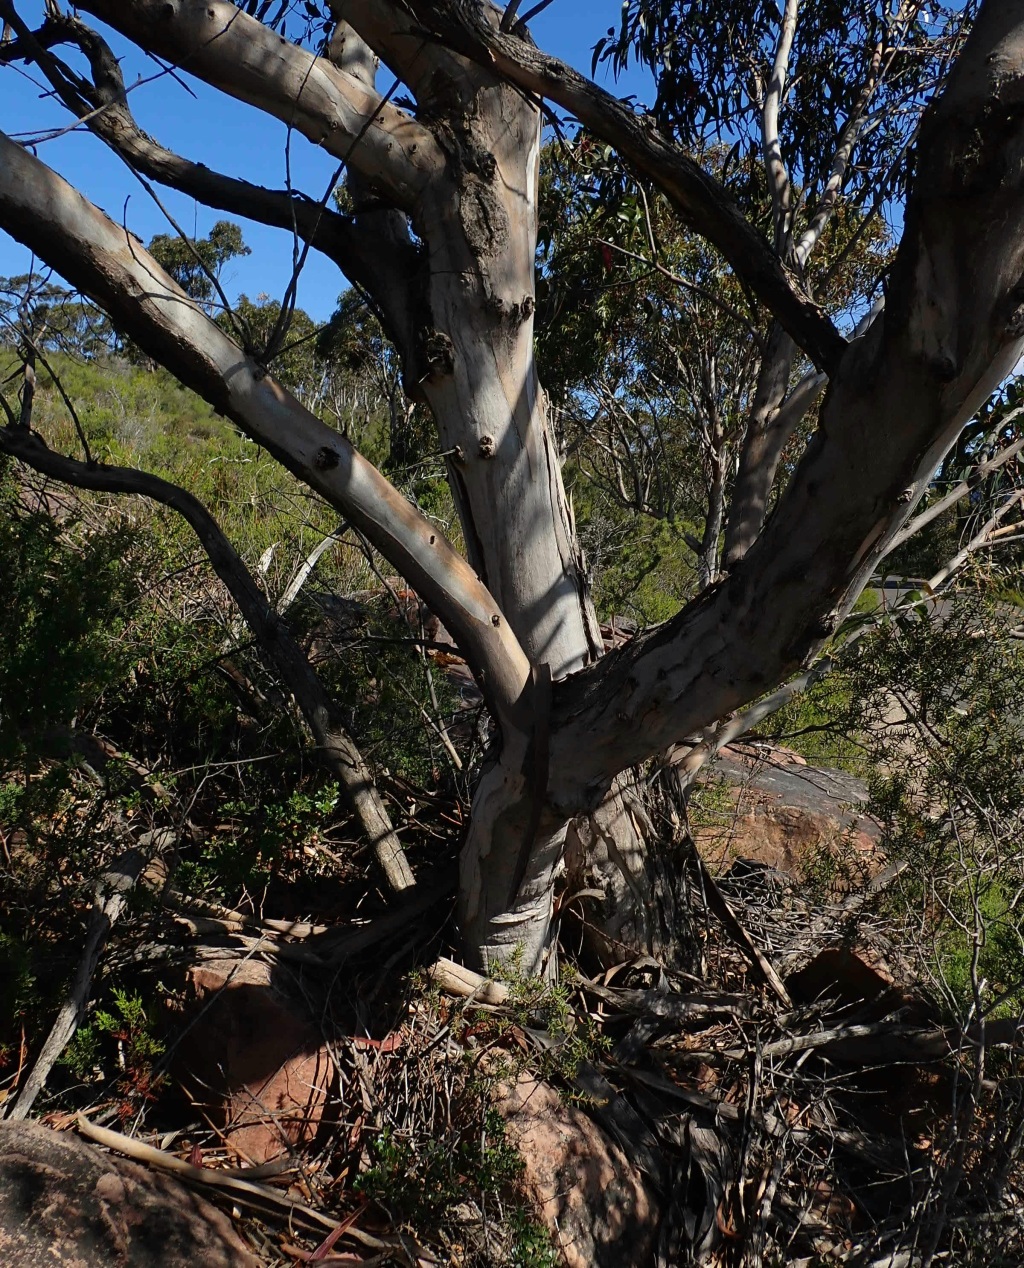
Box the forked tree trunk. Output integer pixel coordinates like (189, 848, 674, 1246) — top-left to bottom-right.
(395, 44, 672, 972)
(6, 0, 1024, 983)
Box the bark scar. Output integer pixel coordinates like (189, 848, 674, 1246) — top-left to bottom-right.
(506, 660, 552, 906)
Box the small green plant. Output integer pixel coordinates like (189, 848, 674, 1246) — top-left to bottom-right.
(62, 988, 165, 1121)
(506, 1208, 561, 1268)
(356, 1101, 557, 1264)
(490, 954, 610, 1086)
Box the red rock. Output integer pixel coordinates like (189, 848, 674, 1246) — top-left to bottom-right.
(174, 958, 337, 1165)
(0, 1120, 258, 1267)
(497, 1075, 659, 1268)
(693, 747, 882, 877)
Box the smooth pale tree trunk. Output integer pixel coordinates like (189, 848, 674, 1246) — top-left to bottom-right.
(411, 76, 605, 972)
(391, 49, 677, 973)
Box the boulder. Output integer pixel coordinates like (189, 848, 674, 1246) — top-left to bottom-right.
(0, 1120, 257, 1267)
(693, 744, 881, 876)
(173, 957, 336, 1165)
(497, 1074, 659, 1268)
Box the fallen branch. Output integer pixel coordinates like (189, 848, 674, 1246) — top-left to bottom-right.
(581, 978, 751, 1024)
(685, 835, 794, 1008)
(5, 838, 170, 1121)
(74, 1115, 417, 1261)
(427, 956, 509, 1006)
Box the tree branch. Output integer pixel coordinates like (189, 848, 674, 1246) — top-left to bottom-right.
(76, 0, 444, 212)
(762, 0, 798, 254)
(403, 0, 847, 373)
(335, 0, 478, 103)
(724, 298, 883, 568)
(0, 423, 417, 894)
(887, 423, 1024, 551)
(0, 129, 531, 728)
(545, 1, 1024, 810)
(7, 10, 424, 373)
(926, 489, 1024, 591)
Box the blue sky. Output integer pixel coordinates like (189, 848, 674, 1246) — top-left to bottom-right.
(0, 2, 651, 321)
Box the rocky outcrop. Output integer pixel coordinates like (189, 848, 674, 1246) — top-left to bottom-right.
(497, 1074, 659, 1268)
(693, 744, 881, 876)
(0, 1120, 257, 1267)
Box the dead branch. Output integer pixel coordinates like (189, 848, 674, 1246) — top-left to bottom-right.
(0, 425, 416, 895)
(4, 838, 168, 1121)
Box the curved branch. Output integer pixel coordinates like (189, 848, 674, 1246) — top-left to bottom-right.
(77, 0, 444, 211)
(5, 10, 423, 368)
(0, 128, 531, 728)
(0, 423, 416, 895)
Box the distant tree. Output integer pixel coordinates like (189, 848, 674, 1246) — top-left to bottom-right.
(148, 220, 250, 312)
(0, 273, 113, 359)
(538, 139, 889, 592)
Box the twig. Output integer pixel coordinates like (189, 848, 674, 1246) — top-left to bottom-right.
(74, 1115, 415, 1259)
(685, 834, 794, 1008)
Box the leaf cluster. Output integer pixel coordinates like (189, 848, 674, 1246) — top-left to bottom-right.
(599, 0, 973, 217)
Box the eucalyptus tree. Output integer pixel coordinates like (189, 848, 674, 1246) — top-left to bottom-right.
(0, 0, 1021, 977)
(537, 140, 889, 594)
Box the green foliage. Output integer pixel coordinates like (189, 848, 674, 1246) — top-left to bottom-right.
(491, 955, 610, 1086)
(148, 220, 250, 309)
(0, 927, 36, 1038)
(538, 135, 891, 607)
(358, 1108, 519, 1228)
(228, 293, 322, 398)
(0, 273, 114, 358)
(352, 974, 561, 1266)
(601, 0, 967, 225)
(585, 510, 696, 623)
(772, 595, 1024, 1018)
(357, 1110, 557, 1267)
(685, 770, 734, 832)
(763, 665, 867, 774)
(176, 784, 342, 899)
(0, 469, 139, 752)
(61, 988, 165, 1120)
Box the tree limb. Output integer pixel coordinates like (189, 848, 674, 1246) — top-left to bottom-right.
(0, 423, 417, 894)
(545, 2, 1024, 809)
(0, 130, 531, 729)
(76, 0, 444, 212)
(762, 0, 799, 254)
(926, 489, 1024, 591)
(888, 424, 1024, 551)
(724, 298, 883, 568)
(2, 9, 424, 368)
